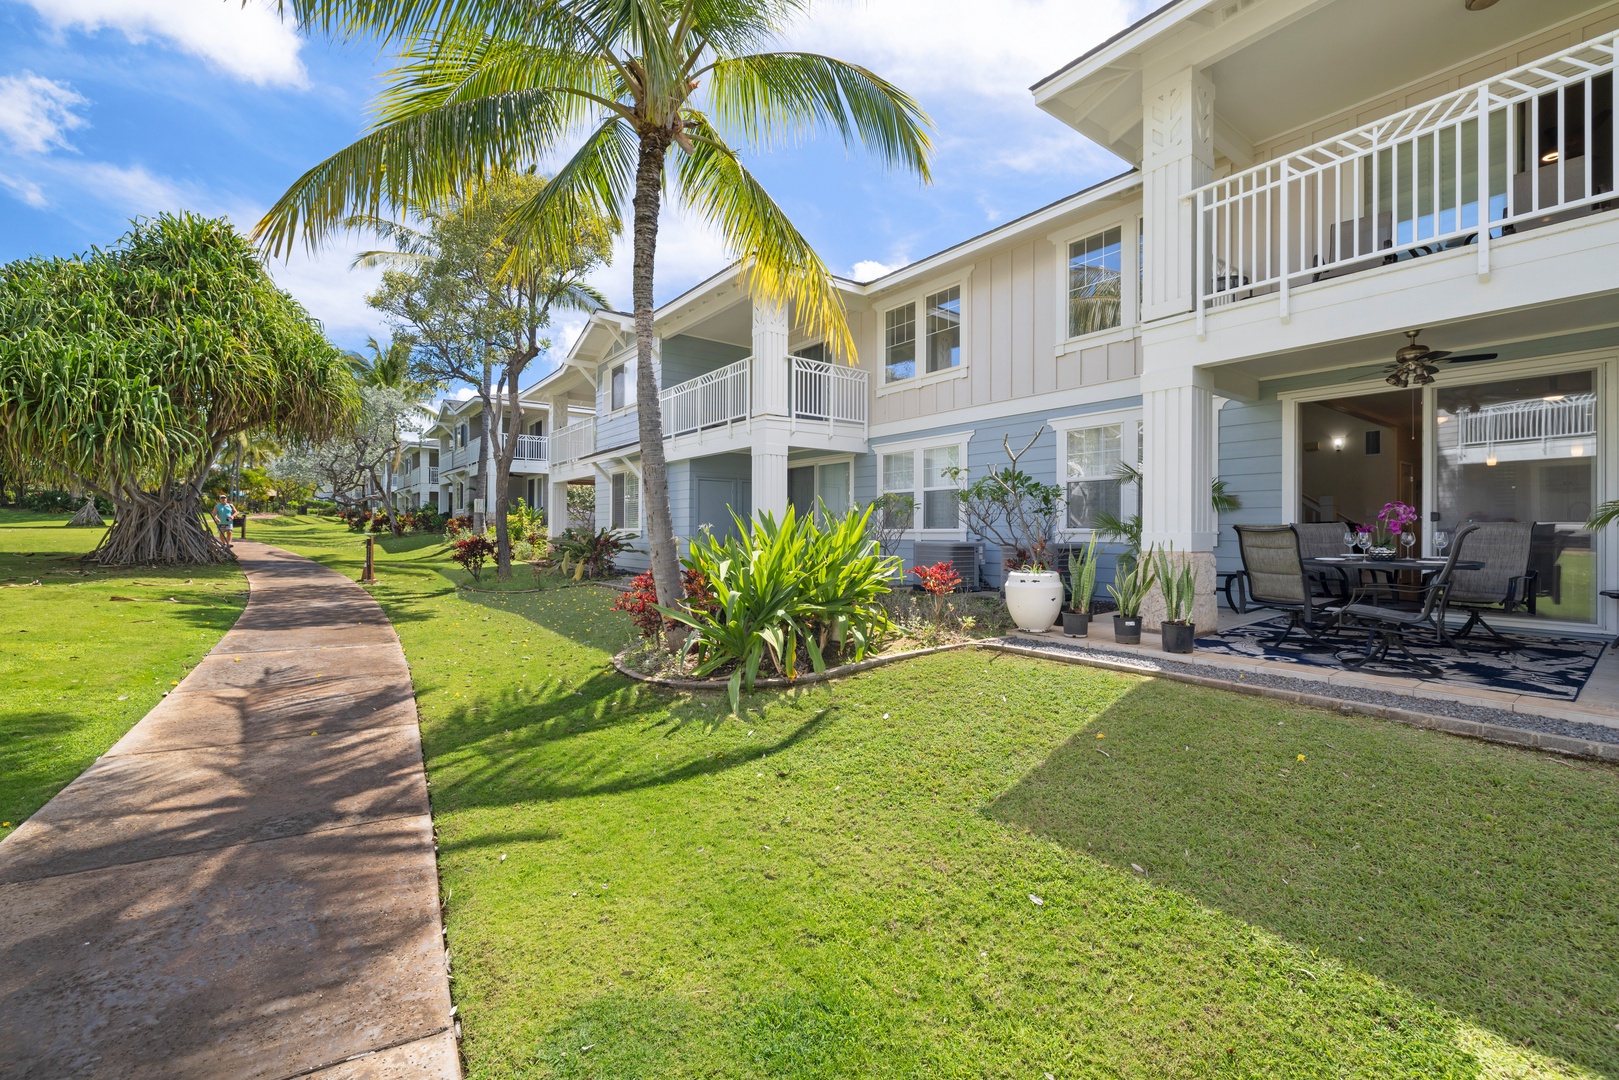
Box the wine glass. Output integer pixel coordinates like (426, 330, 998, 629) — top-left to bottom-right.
(1399, 530, 1416, 557)
(1433, 529, 1450, 558)
(1341, 528, 1356, 555)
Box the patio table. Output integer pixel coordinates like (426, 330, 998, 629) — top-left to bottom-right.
(1304, 555, 1483, 611)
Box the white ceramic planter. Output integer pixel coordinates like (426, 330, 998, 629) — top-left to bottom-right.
(1004, 571, 1063, 632)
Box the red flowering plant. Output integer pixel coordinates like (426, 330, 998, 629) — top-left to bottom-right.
(612, 569, 717, 640)
(450, 534, 497, 582)
(910, 560, 962, 625)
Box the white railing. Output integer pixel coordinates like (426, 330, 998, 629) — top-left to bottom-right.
(789, 355, 867, 426)
(661, 358, 751, 437)
(513, 433, 549, 461)
(428, 467, 439, 484)
(551, 418, 595, 463)
(1193, 35, 1617, 328)
(1456, 392, 1596, 451)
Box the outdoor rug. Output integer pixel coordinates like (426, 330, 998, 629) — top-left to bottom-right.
(1195, 616, 1607, 701)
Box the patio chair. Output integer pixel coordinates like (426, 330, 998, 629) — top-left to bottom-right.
(1294, 522, 1353, 600)
(1337, 523, 1478, 674)
(1442, 522, 1536, 644)
(1526, 522, 1566, 611)
(1234, 525, 1343, 648)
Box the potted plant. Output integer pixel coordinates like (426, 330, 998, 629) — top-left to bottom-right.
(1152, 544, 1198, 654)
(948, 434, 1063, 633)
(1062, 534, 1100, 637)
(1106, 546, 1157, 645)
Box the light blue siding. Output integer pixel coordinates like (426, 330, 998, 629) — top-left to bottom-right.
(1215, 399, 1284, 572)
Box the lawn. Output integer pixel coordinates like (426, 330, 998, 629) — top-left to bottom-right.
(0, 509, 248, 826)
(257, 513, 1619, 1079)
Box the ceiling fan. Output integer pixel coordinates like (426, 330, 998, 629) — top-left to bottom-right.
(1382, 330, 1498, 388)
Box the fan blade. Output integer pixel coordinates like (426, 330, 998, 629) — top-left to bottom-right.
(1442, 352, 1498, 364)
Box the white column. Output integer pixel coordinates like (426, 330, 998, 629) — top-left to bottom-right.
(1140, 66, 1214, 323)
(1140, 365, 1219, 632)
(752, 428, 790, 521)
(752, 298, 790, 418)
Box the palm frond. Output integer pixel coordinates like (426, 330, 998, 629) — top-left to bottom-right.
(501, 116, 637, 274)
(1588, 500, 1619, 531)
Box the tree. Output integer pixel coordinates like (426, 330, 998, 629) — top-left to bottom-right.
(273, 386, 414, 513)
(348, 334, 436, 530)
(0, 212, 356, 565)
(259, 0, 933, 622)
(356, 173, 607, 569)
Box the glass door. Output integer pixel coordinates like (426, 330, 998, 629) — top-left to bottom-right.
(1433, 369, 1598, 625)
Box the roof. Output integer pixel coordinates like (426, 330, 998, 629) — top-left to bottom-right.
(1030, 0, 1192, 92)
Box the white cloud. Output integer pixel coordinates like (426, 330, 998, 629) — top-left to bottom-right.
(18, 0, 308, 88)
(261, 245, 389, 344)
(0, 172, 47, 207)
(588, 203, 733, 313)
(849, 259, 899, 281)
(789, 0, 1133, 103)
(0, 72, 87, 154)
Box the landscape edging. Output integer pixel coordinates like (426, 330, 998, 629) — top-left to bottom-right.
(611, 640, 977, 691)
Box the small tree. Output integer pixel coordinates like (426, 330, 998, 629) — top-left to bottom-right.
(910, 560, 961, 625)
(866, 493, 916, 558)
(0, 213, 355, 565)
(947, 435, 1062, 571)
(272, 387, 413, 513)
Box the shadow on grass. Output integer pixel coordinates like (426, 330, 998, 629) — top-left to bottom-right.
(985, 676, 1619, 1076)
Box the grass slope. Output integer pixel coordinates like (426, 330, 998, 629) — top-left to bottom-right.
(0, 509, 247, 825)
(256, 514, 1619, 1080)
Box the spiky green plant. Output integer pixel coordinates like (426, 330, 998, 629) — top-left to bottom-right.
(1106, 545, 1158, 619)
(1067, 532, 1100, 614)
(260, 0, 934, 621)
(1151, 543, 1199, 625)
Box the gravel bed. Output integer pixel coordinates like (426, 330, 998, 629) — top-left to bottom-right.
(997, 636, 1619, 747)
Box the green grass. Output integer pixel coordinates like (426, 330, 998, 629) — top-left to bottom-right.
(0, 509, 247, 826)
(256, 513, 1619, 1080)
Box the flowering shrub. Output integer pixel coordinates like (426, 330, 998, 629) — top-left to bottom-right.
(611, 569, 717, 639)
(451, 534, 497, 582)
(345, 510, 371, 532)
(444, 514, 473, 539)
(369, 511, 391, 533)
(910, 560, 961, 624)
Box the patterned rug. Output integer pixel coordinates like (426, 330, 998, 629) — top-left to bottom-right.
(1195, 617, 1608, 701)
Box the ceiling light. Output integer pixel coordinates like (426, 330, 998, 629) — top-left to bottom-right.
(1486, 453, 1498, 466)
(1572, 444, 1585, 457)
(1544, 394, 1565, 401)
(1541, 150, 1559, 163)
(1436, 414, 1449, 423)
(1464, 0, 1500, 9)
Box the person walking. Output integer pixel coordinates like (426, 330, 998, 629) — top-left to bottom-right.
(213, 493, 236, 548)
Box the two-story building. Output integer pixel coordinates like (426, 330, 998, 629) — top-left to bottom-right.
(424, 388, 591, 516)
(533, 0, 1617, 641)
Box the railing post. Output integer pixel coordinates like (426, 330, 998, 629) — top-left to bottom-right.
(1194, 189, 1207, 339)
(1278, 161, 1291, 323)
(1476, 83, 1491, 281)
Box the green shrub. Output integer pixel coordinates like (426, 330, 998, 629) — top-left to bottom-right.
(549, 526, 632, 580)
(17, 490, 107, 514)
(507, 498, 544, 544)
(661, 505, 899, 712)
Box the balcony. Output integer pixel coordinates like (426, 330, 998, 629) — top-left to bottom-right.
(659, 355, 868, 443)
(1444, 391, 1596, 466)
(551, 418, 596, 465)
(428, 467, 439, 485)
(1191, 35, 1616, 330)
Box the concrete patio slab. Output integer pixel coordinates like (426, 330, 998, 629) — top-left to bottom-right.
(0, 541, 457, 1079)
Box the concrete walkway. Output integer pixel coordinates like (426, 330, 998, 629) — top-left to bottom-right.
(0, 543, 458, 1079)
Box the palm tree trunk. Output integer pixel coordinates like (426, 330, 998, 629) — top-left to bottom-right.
(493, 370, 527, 580)
(631, 133, 682, 619)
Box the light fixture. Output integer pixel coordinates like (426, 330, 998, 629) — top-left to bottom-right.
(1486, 453, 1498, 466)
(1464, 0, 1499, 9)
(1572, 444, 1585, 457)
(1332, 436, 1345, 452)
(1544, 394, 1566, 401)
(1541, 150, 1560, 163)
(1437, 414, 1450, 423)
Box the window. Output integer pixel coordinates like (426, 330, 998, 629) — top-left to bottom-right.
(925, 286, 960, 373)
(610, 471, 640, 532)
(1067, 227, 1123, 338)
(1058, 416, 1141, 531)
(456, 423, 467, 448)
(610, 363, 627, 411)
(884, 303, 916, 383)
(921, 445, 961, 529)
(878, 452, 915, 529)
(788, 460, 852, 524)
(796, 342, 828, 364)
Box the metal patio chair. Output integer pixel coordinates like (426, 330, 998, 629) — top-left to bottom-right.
(1441, 521, 1536, 645)
(1294, 521, 1354, 601)
(1337, 523, 1477, 675)
(1234, 525, 1344, 648)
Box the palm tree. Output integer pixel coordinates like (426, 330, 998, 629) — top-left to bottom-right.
(259, 0, 933, 613)
(349, 334, 436, 526)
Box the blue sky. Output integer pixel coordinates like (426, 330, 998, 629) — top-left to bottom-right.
(0, 0, 1147, 384)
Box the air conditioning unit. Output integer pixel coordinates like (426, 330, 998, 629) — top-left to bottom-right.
(911, 541, 983, 591)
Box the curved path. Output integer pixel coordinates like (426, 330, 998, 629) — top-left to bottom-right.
(0, 543, 458, 1079)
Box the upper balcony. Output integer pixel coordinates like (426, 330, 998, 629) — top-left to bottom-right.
(1189, 34, 1616, 335)
(659, 354, 868, 455)
(550, 417, 597, 468)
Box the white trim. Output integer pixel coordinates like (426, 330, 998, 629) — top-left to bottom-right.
(874, 432, 973, 541)
(878, 275, 970, 389)
(1049, 215, 1137, 350)
(1050, 408, 1144, 539)
(869, 382, 1141, 441)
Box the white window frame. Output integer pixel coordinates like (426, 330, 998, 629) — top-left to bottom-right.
(1049, 408, 1143, 538)
(874, 431, 972, 539)
(875, 270, 972, 395)
(610, 470, 641, 535)
(1050, 216, 1137, 355)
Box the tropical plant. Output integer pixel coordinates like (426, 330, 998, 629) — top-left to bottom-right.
(258, 0, 934, 625)
(1096, 463, 1243, 574)
(1106, 546, 1159, 619)
(550, 526, 633, 580)
(565, 483, 597, 532)
(508, 497, 545, 545)
(947, 435, 1063, 571)
(661, 505, 898, 713)
(451, 534, 497, 582)
(910, 560, 961, 625)
(1066, 532, 1100, 614)
(866, 492, 916, 558)
(0, 212, 356, 565)
(612, 568, 717, 640)
(1151, 543, 1198, 625)
(1586, 501, 1617, 531)
(272, 386, 416, 516)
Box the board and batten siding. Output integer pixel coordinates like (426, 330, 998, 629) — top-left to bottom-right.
(860, 230, 1143, 428)
(1213, 399, 1285, 573)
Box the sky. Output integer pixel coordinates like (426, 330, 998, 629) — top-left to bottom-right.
(0, 0, 1149, 394)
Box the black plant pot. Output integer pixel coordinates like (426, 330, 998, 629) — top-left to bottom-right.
(1113, 614, 1142, 645)
(1161, 621, 1196, 654)
(1062, 610, 1090, 638)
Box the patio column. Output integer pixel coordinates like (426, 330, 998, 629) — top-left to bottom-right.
(752, 428, 790, 522)
(1140, 365, 1218, 633)
(752, 298, 789, 418)
(1140, 65, 1214, 323)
